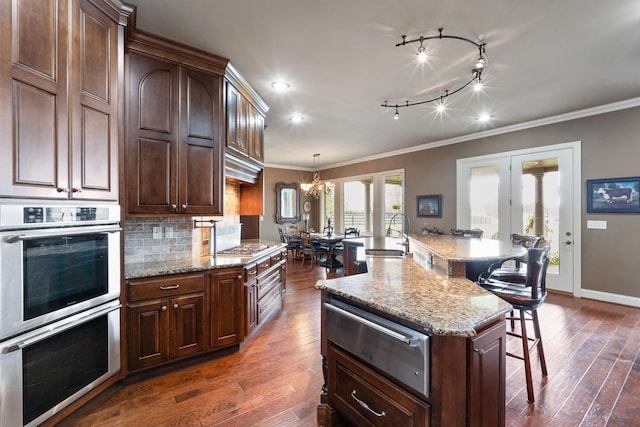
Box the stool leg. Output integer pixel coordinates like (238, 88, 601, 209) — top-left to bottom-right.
(518, 309, 535, 403)
(531, 309, 548, 376)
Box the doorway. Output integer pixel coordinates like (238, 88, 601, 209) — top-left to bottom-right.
(456, 142, 581, 294)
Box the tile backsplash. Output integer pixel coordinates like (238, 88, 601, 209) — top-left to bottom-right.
(124, 183, 242, 264)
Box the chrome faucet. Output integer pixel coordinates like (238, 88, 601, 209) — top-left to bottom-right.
(386, 213, 411, 254)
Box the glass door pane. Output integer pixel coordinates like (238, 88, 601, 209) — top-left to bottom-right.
(469, 165, 499, 239)
(343, 179, 373, 236)
(384, 174, 404, 235)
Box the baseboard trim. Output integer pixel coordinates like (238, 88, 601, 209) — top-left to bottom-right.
(580, 288, 640, 308)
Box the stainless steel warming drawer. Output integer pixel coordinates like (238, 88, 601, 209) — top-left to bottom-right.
(325, 299, 430, 397)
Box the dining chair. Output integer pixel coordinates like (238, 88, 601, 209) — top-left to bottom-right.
(451, 228, 483, 238)
(477, 244, 550, 403)
(299, 231, 328, 269)
(278, 227, 301, 260)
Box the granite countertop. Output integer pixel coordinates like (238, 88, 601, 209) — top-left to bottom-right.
(125, 241, 285, 279)
(409, 234, 526, 262)
(315, 256, 512, 336)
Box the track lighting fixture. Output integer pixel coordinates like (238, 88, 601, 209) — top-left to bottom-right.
(382, 28, 488, 119)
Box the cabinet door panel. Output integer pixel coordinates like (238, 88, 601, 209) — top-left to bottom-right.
(79, 106, 111, 190)
(14, 0, 58, 80)
(1, 0, 69, 199)
(170, 294, 205, 359)
(469, 320, 506, 427)
(179, 67, 223, 215)
(78, 4, 111, 102)
(128, 300, 169, 370)
(14, 82, 59, 187)
(127, 53, 179, 214)
(71, 0, 119, 200)
(210, 270, 244, 349)
(139, 69, 173, 133)
(137, 137, 172, 206)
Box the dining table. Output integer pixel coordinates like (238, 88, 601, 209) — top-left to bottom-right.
(408, 234, 527, 280)
(309, 233, 344, 272)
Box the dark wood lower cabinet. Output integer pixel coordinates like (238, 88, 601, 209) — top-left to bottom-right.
(127, 257, 285, 375)
(127, 273, 206, 372)
(209, 268, 244, 349)
(329, 345, 430, 427)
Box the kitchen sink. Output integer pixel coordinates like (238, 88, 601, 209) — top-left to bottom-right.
(365, 249, 405, 257)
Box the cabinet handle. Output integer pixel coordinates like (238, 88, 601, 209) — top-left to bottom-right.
(247, 271, 257, 276)
(160, 284, 180, 290)
(474, 348, 486, 355)
(56, 187, 69, 193)
(161, 305, 167, 311)
(71, 188, 81, 193)
(350, 390, 386, 417)
(173, 303, 178, 309)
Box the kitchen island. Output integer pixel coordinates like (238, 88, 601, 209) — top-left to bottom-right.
(409, 234, 526, 279)
(315, 254, 512, 426)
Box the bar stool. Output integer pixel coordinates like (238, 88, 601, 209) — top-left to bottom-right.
(477, 245, 550, 403)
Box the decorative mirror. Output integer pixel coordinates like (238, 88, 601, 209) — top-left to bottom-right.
(275, 182, 301, 224)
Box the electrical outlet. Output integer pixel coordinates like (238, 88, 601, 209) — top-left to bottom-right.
(164, 227, 174, 238)
(152, 226, 163, 239)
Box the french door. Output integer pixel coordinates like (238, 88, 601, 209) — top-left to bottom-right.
(457, 142, 580, 294)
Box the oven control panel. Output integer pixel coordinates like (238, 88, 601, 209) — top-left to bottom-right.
(0, 203, 120, 229)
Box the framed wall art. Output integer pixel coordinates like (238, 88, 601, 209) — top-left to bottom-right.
(417, 194, 442, 217)
(586, 176, 640, 213)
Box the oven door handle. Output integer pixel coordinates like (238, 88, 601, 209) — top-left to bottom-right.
(2, 225, 121, 243)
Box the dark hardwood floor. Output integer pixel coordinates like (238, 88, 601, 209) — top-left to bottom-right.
(59, 259, 640, 426)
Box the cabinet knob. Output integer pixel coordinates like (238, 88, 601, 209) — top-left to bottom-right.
(161, 305, 167, 311)
(171, 204, 177, 210)
(173, 303, 178, 309)
(237, 275, 242, 280)
(181, 204, 187, 209)
(71, 188, 81, 193)
(56, 187, 69, 193)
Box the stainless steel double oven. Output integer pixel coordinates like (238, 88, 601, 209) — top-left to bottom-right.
(0, 202, 121, 426)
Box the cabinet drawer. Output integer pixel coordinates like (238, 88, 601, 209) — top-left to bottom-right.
(329, 345, 430, 427)
(258, 284, 281, 324)
(244, 264, 258, 282)
(256, 258, 272, 275)
(129, 274, 205, 302)
(270, 251, 283, 264)
(256, 268, 280, 300)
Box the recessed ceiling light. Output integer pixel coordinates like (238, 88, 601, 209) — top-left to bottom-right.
(478, 113, 492, 122)
(289, 114, 304, 123)
(271, 81, 290, 90)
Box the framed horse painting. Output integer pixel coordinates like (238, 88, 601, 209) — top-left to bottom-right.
(586, 176, 640, 213)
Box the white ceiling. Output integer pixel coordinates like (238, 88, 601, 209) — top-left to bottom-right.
(128, 0, 640, 170)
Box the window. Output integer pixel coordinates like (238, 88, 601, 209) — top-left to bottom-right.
(324, 170, 404, 237)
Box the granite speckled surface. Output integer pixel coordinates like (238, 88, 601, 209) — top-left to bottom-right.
(125, 242, 285, 279)
(409, 234, 526, 262)
(315, 256, 512, 337)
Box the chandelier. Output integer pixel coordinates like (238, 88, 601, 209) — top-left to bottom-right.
(381, 28, 487, 119)
(301, 154, 333, 199)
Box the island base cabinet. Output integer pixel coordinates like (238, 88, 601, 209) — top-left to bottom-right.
(468, 320, 506, 427)
(327, 345, 430, 427)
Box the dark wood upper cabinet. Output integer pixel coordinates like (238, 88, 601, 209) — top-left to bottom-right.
(125, 31, 226, 216)
(0, 0, 124, 201)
